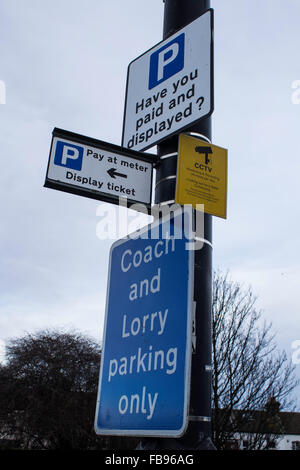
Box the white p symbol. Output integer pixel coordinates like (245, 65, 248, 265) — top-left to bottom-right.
(157, 43, 179, 82)
(0, 80, 6, 104)
(61, 145, 80, 165)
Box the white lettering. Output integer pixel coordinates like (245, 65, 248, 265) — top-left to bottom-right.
(147, 391, 158, 420)
(108, 359, 118, 382)
(122, 315, 130, 338)
(0, 80, 6, 104)
(129, 268, 161, 301)
(154, 240, 164, 258)
(121, 308, 168, 338)
(292, 339, 300, 364)
(118, 395, 128, 415)
(121, 249, 132, 272)
(107, 344, 177, 381)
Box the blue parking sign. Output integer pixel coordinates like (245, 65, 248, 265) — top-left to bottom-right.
(122, 9, 213, 151)
(94, 210, 194, 437)
(54, 140, 84, 171)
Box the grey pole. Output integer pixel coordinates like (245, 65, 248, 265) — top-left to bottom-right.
(137, 0, 215, 450)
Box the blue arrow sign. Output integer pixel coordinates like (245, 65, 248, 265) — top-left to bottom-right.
(94, 209, 194, 437)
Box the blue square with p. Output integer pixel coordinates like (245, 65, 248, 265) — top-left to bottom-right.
(54, 141, 84, 171)
(148, 33, 185, 90)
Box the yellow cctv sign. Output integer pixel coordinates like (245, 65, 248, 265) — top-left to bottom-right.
(175, 134, 228, 219)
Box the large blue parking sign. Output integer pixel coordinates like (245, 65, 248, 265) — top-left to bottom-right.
(94, 210, 194, 437)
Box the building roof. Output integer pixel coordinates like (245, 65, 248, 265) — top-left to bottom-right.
(213, 409, 300, 436)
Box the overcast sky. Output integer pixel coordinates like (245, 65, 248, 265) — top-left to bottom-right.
(0, 0, 299, 407)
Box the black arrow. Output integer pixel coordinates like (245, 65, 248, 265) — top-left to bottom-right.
(107, 168, 128, 179)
